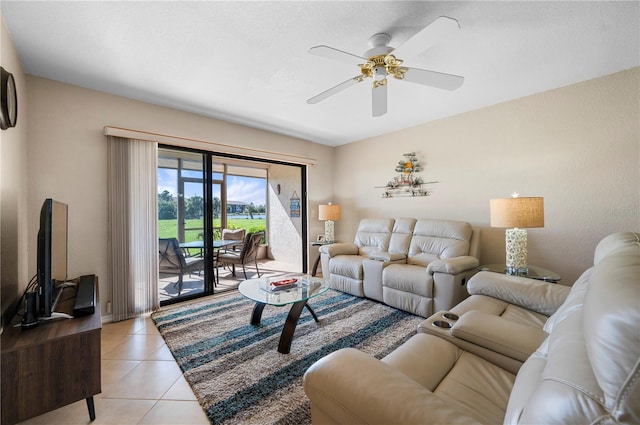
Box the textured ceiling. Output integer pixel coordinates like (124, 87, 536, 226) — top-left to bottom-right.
(2, 1, 638, 146)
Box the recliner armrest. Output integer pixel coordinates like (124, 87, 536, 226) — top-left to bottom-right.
(450, 311, 548, 362)
(369, 252, 406, 262)
(320, 243, 359, 257)
(427, 256, 480, 275)
(468, 271, 571, 316)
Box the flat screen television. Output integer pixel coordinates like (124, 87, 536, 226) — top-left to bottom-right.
(37, 198, 68, 318)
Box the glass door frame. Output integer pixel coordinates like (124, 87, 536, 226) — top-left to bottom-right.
(159, 144, 308, 307)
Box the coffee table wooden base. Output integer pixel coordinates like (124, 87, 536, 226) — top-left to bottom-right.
(250, 300, 320, 354)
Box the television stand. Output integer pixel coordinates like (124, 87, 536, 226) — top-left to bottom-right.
(41, 311, 75, 320)
(1, 275, 101, 425)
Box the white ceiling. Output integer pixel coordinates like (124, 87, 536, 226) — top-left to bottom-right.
(2, 1, 638, 147)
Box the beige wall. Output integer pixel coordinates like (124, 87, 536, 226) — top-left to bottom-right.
(0, 15, 29, 324)
(333, 68, 640, 285)
(25, 76, 334, 318)
(267, 164, 303, 271)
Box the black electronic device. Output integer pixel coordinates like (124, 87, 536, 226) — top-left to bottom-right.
(21, 292, 39, 329)
(73, 275, 96, 317)
(37, 198, 68, 318)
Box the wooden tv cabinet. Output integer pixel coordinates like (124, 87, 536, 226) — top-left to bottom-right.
(1, 276, 101, 425)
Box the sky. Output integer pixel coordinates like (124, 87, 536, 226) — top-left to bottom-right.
(157, 169, 266, 205)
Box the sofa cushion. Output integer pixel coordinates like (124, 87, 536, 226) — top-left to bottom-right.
(382, 333, 460, 391)
(435, 351, 515, 424)
(353, 218, 394, 256)
(382, 333, 516, 425)
(330, 254, 367, 280)
(408, 220, 473, 266)
(383, 264, 432, 297)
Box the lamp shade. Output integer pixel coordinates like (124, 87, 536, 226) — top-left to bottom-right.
(318, 204, 341, 221)
(490, 197, 544, 228)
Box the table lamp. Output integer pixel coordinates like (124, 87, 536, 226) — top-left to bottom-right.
(318, 203, 341, 243)
(490, 195, 544, 274)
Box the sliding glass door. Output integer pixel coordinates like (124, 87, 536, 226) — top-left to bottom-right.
(158, 149, 208, 304)
(157, 146, 306, 306)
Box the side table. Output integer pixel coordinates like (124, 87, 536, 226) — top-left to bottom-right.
(478, 263, 561, 283)
(310, 241, 337, 276)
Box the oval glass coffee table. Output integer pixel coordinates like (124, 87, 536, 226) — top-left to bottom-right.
(238, 275, 330, 354)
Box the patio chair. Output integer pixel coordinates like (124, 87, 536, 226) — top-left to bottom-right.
(215, 228, 247, 283)
(221, 228, 246, 252)
(158, 238, 204, 295)
(218, 231, 264, 279)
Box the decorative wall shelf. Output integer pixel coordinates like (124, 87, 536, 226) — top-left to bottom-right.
(376, 152, 437, 198)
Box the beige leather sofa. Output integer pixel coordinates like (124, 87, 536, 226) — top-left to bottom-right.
(319, 218, 481, 317)
(304, 232, 640, 424)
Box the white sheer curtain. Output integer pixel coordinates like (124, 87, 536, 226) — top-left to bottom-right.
(108, 136, 159, 321)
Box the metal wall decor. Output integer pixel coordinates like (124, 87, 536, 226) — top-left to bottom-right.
(378, 152, 437, 198)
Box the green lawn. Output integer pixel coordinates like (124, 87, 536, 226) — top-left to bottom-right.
(158, 218, 266, 242)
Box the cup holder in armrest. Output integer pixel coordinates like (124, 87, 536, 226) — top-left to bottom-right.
(432, 320, 453, 329)
(443, 312, 459, 321)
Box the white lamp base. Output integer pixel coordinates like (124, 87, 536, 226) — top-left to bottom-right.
(505, 228, 528, 274)
(324, 220, 335, 243)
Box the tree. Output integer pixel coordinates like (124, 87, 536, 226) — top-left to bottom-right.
(212, 197, 221, 219)
(246, 202, 258, 219)
(158, 190, 173, 202)
(185, 195, 203, 219)
(158, 190, 177, 219)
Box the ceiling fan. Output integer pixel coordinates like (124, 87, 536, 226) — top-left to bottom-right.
(307, 16, 464, 117)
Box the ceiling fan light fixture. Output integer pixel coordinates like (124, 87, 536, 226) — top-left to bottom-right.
(307, 16, 463, 116)
(373, 65, 386, 78)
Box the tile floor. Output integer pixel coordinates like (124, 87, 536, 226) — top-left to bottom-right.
(18, 259, 305, 425)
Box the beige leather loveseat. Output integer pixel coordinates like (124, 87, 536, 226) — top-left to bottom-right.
(319, 218, 481, 317)
(305, 232, 639, 424)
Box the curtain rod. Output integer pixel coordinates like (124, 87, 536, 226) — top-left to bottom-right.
(104, 126, 318, 166)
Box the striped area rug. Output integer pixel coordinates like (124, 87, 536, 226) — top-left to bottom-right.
(152, 289, 422, 425)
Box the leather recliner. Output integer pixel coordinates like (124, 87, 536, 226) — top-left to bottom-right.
(304, 232, 640, 424)
(320, 218, 481, 317)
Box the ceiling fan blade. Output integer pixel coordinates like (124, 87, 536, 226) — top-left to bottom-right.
(391, 16, 460, 59)
(372, 82, 387, 117)
(309, 45, 366, 65)
(401, 67, 464, 91)
(307, 75, 365, 104)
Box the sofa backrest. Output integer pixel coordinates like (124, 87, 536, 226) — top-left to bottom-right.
(353, 218, 395, 256)
(388, 218, 417, 255)
(407, 219, 473, 266)
(585, 252, 639, 423)
(593, 231, 640, 264)
(505, 232, 640, 424)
